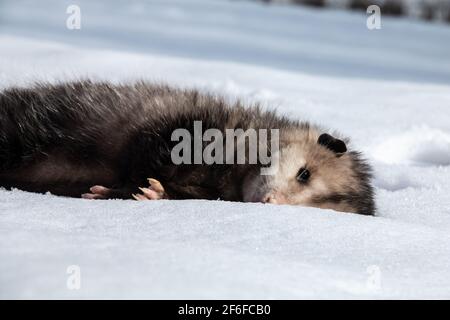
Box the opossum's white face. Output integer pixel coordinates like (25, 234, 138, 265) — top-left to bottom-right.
(242, 129, 370, 214)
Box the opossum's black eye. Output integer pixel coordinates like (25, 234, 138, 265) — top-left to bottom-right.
(296, 168, 310, 183)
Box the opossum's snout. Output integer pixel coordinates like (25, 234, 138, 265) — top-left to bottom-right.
(259, 167, 309, 204)
(261, 191, 287, 204)
(242, 131, 375, 215)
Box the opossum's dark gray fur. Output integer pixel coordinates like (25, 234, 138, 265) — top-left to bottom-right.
(0, 80, 375, 215)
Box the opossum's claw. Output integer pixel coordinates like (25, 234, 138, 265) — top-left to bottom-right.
(133, 178, 167, 201)
(132, 193, 148, 201)
(147, 178, 165, 193)
(137, 187, 158, 199)
(82, 185, 111, 200)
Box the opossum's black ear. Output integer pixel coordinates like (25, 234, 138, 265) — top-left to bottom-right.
(318, 133, 347, 155)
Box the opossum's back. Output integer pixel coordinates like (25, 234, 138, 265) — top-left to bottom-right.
(0, 81, 146, 170)
(1, 81, 139, 135)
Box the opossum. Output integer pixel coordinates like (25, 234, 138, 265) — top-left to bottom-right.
(0, 80, 375, 215)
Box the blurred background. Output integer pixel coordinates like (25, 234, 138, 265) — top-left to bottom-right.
(0, 0, 449, 85)
(260, 0, 450, 23)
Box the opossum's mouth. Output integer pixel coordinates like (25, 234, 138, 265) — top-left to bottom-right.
(243, 187, 288, 205)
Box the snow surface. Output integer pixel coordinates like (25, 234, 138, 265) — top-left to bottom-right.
(1, 0, 450, 299)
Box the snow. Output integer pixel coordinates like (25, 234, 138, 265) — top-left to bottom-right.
(1, 0, 450, 299)
(372, 126, 450, 166)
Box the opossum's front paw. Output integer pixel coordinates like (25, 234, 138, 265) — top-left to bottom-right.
(132, 178, 168, 201)
(81, 185, 111, 199)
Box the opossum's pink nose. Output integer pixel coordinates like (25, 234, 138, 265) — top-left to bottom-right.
(262, 192, 287, 204)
